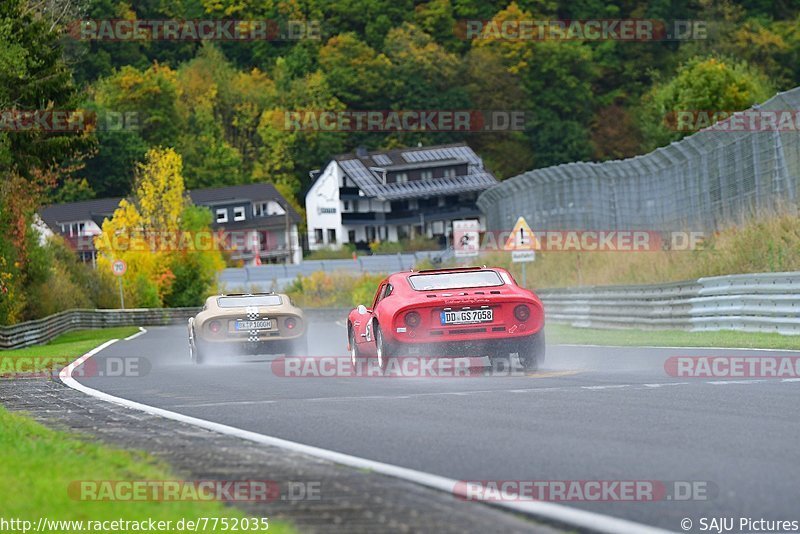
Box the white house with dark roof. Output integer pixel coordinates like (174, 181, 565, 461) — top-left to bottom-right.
(38, 183, 302, 265)
(305, 143, 498, 250)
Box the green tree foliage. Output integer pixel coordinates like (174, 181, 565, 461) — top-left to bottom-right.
(79, 129, 149, 197)
(93, 64, 182, 147)
(318, 33, 391, 109)
(64, 0, 800, 199)
(0, 0, 86, 177)
(640, 56, 774, 150)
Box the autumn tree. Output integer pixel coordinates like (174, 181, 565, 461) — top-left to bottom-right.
(95, 148, 224, 308)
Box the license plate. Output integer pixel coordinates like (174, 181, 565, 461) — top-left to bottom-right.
(440, 309, 493, 325)
(235, 319, 273, 331)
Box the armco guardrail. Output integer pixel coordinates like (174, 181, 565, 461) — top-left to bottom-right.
(0, 307, 348, 350)
(538, 272, 800, 335)
(0, 308, 200, 350)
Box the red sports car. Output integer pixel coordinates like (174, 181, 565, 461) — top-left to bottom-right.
(346, 266, 545, 371)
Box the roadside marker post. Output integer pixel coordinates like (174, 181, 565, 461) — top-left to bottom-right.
(111, 259, 127, 309)
(503, 217, 538, 287)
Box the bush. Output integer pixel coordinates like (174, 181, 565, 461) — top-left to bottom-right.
(24, 237, 117, 319)
(370, 237, 441, 254)
(27, 263, 92, 318)
(163, 252, 222, 307)
(305, 247, 358, 260)
(285, 272, 385, 308)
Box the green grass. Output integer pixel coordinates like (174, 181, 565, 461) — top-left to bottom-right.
(548, 323, 800, 350)
(0, 327, 294, 532)
(0, 327, 140, 375)
(0, 407, 293, 533)
(1, 327, 140, 359)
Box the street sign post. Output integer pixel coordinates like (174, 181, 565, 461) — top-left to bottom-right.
(111, 259, 127, 309)
(512, 250, 536, 262)
(503, 217, 539, 287)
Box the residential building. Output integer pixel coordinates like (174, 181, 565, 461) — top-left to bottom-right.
(37, 183, 302, 265)
(305, 143, 497, 250)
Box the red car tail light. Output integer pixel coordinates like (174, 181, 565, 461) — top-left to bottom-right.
(209, 320, 221, 333)
(514, 304, 531, 322)
(404, 311, 421, 328)
(285, 317, 297, 330)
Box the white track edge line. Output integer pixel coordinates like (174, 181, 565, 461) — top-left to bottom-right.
(124, 327, 147, 341)
(59, 337, 671, 534)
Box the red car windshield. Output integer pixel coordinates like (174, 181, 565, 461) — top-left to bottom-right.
(408, 271, 504, 291)
(217, 295, 282, 307)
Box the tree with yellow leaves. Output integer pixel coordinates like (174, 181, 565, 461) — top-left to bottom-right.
(95, 148, 224, 308)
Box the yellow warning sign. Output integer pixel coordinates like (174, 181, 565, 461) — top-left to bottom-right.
(503, 216, 540, 251)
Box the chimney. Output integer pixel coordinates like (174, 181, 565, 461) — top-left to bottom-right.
(355, 146, 368, 158)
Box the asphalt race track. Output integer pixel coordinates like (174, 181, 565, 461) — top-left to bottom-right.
(75, 320, 800, 532)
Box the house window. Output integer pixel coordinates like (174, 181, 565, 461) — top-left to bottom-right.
(421, 170, 433, 180)
(443, 168, 456, 178)
(254, 201, 283, 217)
(314, 229, 323, 244)
(233, 206, 246, 221)
(395, 173, 408, 184)
(327, 229, 336, 244)
(348, 230, 356, 243)
(216, 208, 228, 223)
(342, 200, 351, 212)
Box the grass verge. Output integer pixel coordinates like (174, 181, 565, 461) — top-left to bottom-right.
(0, 327, 294, 533)
(548, 323, 800, 350)
(0, 327, 140, 376)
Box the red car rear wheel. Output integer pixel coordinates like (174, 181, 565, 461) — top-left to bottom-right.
(348, 326, 362, 367)
(517, 331, 546, 371)
(375, 325, 393, 372)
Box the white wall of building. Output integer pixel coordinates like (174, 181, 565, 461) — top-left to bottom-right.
(305, 161, 344, 250)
